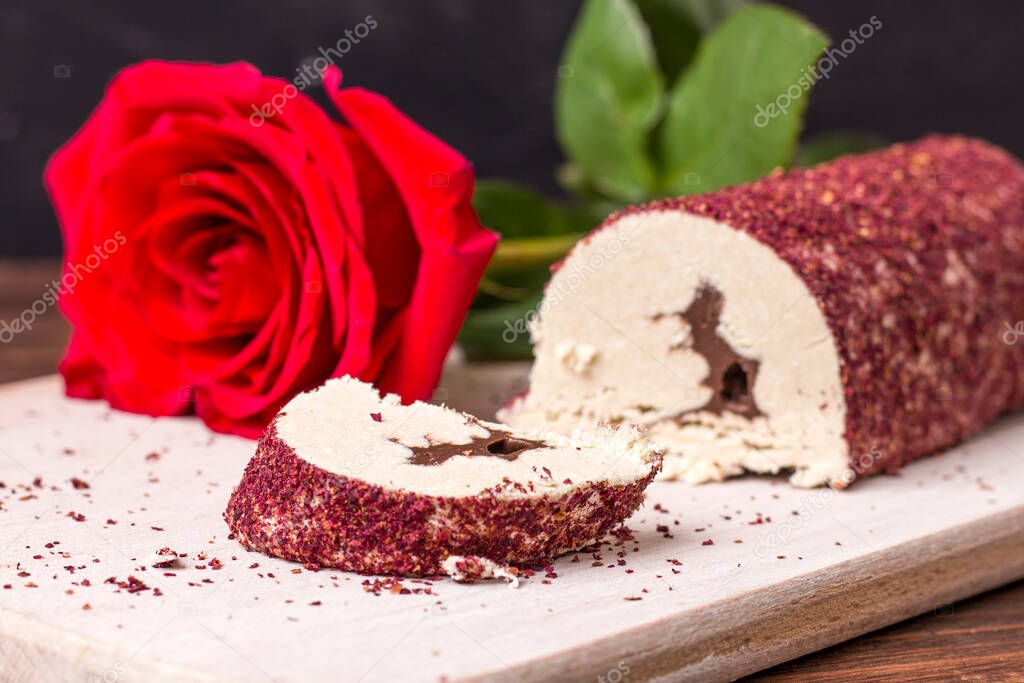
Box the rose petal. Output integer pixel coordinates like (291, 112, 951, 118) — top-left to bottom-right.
(325, 70, 497, 399)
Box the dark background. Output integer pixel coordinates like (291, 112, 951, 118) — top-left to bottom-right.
(2, 0, 1022, 257)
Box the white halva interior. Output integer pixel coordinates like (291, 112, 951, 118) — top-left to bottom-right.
(275, 376, 657, 499)
(499, 210, 853, 487)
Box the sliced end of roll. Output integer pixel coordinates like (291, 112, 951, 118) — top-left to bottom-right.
(500, 209, 853, 488)
(225, 376, 661, 578)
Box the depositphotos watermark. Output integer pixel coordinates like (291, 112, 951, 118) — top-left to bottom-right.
(0, 231, 127, 344)
(502, 228, 631, 344)
(753, 446, 883, 557)
(1003, 321, 1024, 345)
(597, 661, 631, 683)
(249, 15, 379, 127)
(91, 660, 126, 683)
(754, 15, 882, 128)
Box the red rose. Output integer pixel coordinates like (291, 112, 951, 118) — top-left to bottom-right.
(45, 61, 497, 437)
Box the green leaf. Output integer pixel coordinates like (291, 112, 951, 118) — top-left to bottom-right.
(683, 0, 751, 31)
(472, 180, 601, 238)
(458, 295, 543, 361)
(471, 181, 610, 311)
(488, 234, 587, 274)
(658, 4, 828, 195)
(555, 0, 664, 201)
(793, 131, 886, 167)
(476, 233, 590, 309)
(632, 0, 702, 85)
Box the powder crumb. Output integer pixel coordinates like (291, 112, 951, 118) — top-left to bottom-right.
(442, 556, 520, 587)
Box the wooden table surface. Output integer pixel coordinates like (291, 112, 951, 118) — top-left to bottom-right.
(2, 260, 1022, 682)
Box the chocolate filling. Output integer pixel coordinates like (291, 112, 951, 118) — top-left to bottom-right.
(658, 284, 763, 418)
(403, 430, 547, 466)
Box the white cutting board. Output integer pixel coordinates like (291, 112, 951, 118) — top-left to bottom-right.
(0, 374, 1022, 683)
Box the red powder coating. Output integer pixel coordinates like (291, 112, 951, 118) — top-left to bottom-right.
(224, 425, 659, 576)
(589, 135, 1024, 479)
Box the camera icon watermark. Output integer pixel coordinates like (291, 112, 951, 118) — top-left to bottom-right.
(429, 172, 450, 187)
(935, 172, 952, 186)
(53, 65, 72, 78)
(305, 280, 323, 294)
(683, 172, 702, 187)
(179, 173, 197, 186)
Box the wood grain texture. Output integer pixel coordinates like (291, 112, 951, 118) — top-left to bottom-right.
(750, 580, 1024, 682)
(0, 260, 69, 384)
(1, 261, 1023, 681)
